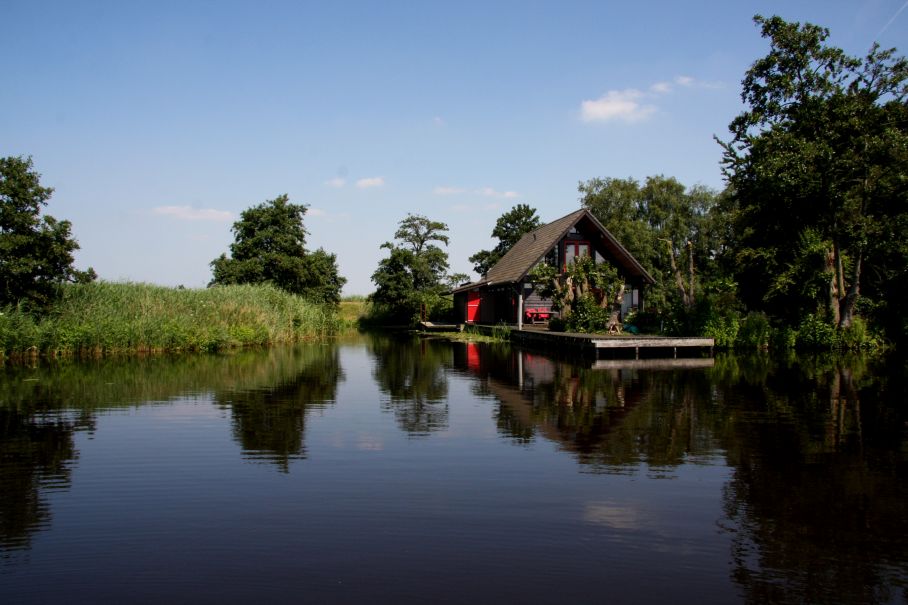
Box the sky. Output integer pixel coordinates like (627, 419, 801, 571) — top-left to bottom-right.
(3, 1, 907, 295)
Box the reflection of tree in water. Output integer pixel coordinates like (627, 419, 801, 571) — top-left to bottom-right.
(717, 354, 908, 605)
(0, 343, 344, 551)
(0, 408, 87, 553)
(216, 345, 343, 472)
(464, 344, 908, 599)
(369, 334, 450, 437)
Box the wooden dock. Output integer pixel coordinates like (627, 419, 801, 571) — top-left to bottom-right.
(471, 324, 714, 359)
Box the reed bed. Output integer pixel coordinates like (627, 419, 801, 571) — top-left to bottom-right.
(0, 282, 342, 358)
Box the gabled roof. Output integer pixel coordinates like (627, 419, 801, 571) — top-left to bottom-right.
(453, 208, 654, 293)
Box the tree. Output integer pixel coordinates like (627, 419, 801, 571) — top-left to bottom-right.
(370, 213, 451, 323)
(719, 15, 908, 330)
(0, 156, 96, 308)
(469, 204, 541, 276)
(579, 175, 723, 314)
(210, 194, 346, 304)
(530, 256, 625, 333)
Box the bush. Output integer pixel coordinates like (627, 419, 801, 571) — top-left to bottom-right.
(796, 313, 840, 349)
(564, 295, 609, 333)
(548, 316, 567, 332)
(703, 314, 739, 348)
(736, 312, 771, 349)
(840, 316, 879, 350)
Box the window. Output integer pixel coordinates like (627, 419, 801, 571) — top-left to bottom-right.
(563, 240, 590, 270)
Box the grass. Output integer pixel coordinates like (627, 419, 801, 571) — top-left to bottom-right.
(338, 299, 369, 325)
(0, 281, 343, 359)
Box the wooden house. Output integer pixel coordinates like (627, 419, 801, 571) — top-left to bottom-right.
(451, 209, 655, 327)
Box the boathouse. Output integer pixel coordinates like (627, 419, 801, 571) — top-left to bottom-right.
(452, 208, 655, 327)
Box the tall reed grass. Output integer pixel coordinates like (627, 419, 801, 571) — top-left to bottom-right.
(0, 281, 342, 358)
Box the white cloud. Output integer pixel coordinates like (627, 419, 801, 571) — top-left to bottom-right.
(650, 81, 672, 94)
(324, 177, 346, 188)
(433, 116, 445, 126)
(307, 207, 327, 217)
(675, 75, 695, 87)
(356, 176, 385, 189)
(152, 206, 233, 222)
(581, 75, 724, 124)
(580, 89, 656, 123)
(433, 186, 466, 195)
(477, 187, 519, 199)
(674, 75, 723, 90)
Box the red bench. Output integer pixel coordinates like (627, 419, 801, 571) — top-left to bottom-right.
(524, 307, 552, 324)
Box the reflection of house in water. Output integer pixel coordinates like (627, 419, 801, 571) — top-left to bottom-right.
(456, 341, 715, 470)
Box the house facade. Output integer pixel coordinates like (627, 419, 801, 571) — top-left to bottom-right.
(451, 209, 655, 327)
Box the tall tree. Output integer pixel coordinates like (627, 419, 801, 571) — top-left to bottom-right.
(370, 213, 451, 323)
(469, 204, 541, 276)
(719, 15, 908, 329)
(0, 156, 96, 308)
(579, 175, 721, 313)
(210, 194, 346, 304)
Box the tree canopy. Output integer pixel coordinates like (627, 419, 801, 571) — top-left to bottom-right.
(0, 156, 96, 309)
(579, 175, 724, 314)
(469, 203, 541, 276)
(719, 15, 908, 335)
(370, 213, 452, 323)
(210, 194, 345, 304)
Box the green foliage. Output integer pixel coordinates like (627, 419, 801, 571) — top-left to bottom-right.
(579, 175, 725, 315)
(796, 313, 840, 349)
(369, 214, 453, 325)
(469, 204, 541, 276)
(839, 316, 879, 350)
(737, 312, 772, 350)
(566, 295, 609, 333)
(720, 15, 908, 335)
(210, 194, 346, 305)
(0, 156, 96, 309)
(703, 314, 740, 348)
(0, 282, 340, 358)
(530, 256, 624, 333)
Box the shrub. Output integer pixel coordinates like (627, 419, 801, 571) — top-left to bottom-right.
(736, 312, 771, 349)
(796, 313, 840, 349)
(703, 315, 739, 348)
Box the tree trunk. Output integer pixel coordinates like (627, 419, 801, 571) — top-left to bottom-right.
(826, 247, 840, 326)
(662, 238, 691, 307)
(838, 249, 862, 329)
(687, 241, 696, 306)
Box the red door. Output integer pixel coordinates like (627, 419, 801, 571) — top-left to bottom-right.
(467, 291, 481, 323)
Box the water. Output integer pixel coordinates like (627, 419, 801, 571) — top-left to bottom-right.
(1, 334, 906, 604)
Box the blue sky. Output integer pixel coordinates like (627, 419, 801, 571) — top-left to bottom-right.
(3, 1, 907, 295)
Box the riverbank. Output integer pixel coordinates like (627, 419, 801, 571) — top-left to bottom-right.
(0, 281, 343, 359)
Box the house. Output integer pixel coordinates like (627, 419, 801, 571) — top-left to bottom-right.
(451, 208, 655, 327)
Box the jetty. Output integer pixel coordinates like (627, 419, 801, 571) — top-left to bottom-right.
(467, 324, 714, 359)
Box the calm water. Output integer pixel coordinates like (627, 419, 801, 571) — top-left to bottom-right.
(1, 334, 906, 604)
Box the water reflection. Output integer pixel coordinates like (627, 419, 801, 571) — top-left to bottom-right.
(715, 354, 908, 604)
(215, 345, 342, 470)
(0, 337, 905, 603)
(455, 342, 908, 603)
(456, 342, 722, 472)
(0, 344, 345, 552)
(368, 334, 451, 436)
(0, 408, 81, 552)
